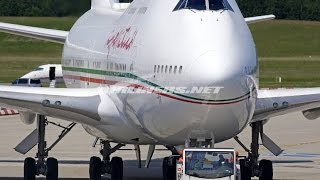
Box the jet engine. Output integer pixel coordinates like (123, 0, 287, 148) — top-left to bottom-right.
(19, 111, 36, 125)
(303, 107, 320, 120)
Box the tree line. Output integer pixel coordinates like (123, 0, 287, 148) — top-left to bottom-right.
(0, 0, 90, 16)
(237, 0, 320, 21)
(0, 0, 319, 21)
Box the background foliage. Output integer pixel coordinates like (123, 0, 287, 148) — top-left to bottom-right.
(0, 0, 319, 20)
(237, 0, 320, 21)
(0, 0, 91, 17)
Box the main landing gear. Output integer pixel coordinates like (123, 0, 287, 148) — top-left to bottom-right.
(162, 156, 177, 180)
(24, 114, 76, 180)
(89, 140, 125, 180)
(236, 122, 273, 180)
(163, 145, 186, 180)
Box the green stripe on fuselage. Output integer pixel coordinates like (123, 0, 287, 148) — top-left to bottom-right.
(62, 66, 250, 102)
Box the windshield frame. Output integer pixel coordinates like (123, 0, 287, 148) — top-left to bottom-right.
(183, 149, 236, 179)
(173, 0, 234, 12)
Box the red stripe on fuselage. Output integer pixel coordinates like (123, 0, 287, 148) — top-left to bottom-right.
(64, 75, 249, 105)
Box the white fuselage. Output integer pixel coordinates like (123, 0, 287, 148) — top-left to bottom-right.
(62, 0, 258, 145)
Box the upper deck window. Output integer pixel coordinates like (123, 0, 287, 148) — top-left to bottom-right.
(174, 0, 233, 12)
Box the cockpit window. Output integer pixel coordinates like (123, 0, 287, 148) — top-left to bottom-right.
(173, 0, 233, 12)
(209, 0, 225, 11)
(186, 0, 206, 10)
(33, 67, 44, 71)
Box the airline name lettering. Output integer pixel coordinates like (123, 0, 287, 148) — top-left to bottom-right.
(106, 27, 138, 51)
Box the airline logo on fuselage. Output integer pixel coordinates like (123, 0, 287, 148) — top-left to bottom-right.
(106, 27, 138, 51)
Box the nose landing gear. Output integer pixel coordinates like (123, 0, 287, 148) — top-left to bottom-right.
(237, 122, 273, 180)
(163, 156, 177, 180)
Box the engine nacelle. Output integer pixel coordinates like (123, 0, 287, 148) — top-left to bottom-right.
(19, 111, 36, 125)
(303, 107, 320, 120)
(262, 119, 270, 125)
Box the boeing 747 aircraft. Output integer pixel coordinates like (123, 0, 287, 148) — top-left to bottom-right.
(0, 0, 318, 180)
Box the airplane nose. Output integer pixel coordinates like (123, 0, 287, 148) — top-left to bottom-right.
(189, 51, 242, 84)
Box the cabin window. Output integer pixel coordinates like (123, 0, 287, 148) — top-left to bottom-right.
(157, 65, 160, 73)
(165, 66, 168, 73)
(161, 65, 164, 73)
(169, 66, 173, 73)
(179, 66, 183, 74)
(174, 66, 178, 74)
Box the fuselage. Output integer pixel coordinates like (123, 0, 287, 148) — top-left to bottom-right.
(62, 0, 258, 145)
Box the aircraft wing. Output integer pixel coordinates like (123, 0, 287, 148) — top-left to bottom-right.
(0, 22, 68, 44)
(253, 88, 320, 121)
(0, 85, 117, 124)
(245, 15, 275, 24)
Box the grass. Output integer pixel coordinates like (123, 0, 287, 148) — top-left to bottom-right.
(0, 17, 320, 88)
(259, 57, 320, 88)
(251, 20, 320, 57)
(0, 17, 76, 57)
(0, 17, 77, 82)
(249, 20, 320, 88)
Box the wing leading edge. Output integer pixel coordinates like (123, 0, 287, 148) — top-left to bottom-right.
(245, 15, 276, 24)
(253, 88, 320, 121)
(0, 22, 68, 44)
(0, 85, 119, 125)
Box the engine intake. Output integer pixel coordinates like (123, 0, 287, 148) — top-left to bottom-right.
(19, 112, 36, 125)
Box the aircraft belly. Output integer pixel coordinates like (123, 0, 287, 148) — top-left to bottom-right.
(159, 102, 249, 144)
(120, 90, 255, 145)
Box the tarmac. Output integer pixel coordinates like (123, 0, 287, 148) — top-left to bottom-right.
(0, 112, 319, 179)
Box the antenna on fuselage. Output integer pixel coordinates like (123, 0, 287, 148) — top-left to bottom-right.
(91, 0, 119, 9)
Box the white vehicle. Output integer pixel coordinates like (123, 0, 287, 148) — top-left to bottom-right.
(11, 78, 42, 87)
(0, 0, 318, 180)
(176, 149, 238, 180)
(21, 64, 63, 83)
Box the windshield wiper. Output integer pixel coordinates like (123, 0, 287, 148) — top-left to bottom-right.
(220, 7, 228, 14)
(186, 7, 196, 13)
